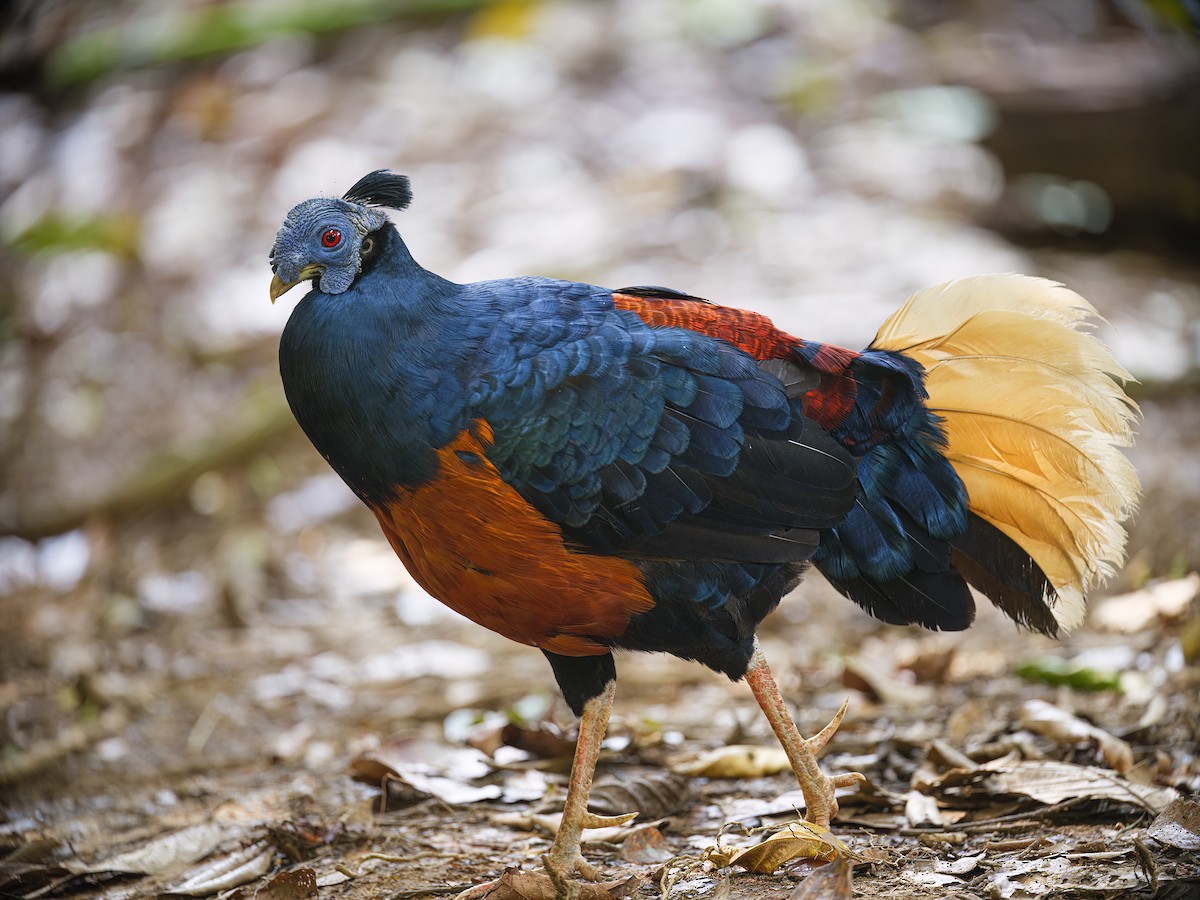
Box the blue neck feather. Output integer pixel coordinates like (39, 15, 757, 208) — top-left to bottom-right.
(278, 225, 472, 502)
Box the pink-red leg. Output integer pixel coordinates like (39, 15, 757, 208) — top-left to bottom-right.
(457, 680, 632, 900)
(743, 643, 864, 828)
(544, 679, 636, 879)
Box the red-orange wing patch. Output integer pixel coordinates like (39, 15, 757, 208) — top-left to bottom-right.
(612, 290, 862, 432)
(612, 291, 798, 360)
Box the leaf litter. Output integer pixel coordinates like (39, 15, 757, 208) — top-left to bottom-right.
(10, 603, 1197, 900)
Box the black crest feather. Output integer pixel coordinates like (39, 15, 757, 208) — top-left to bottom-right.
(343, 170, 413, 211)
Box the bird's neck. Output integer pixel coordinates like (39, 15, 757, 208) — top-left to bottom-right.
(278, 231, 474, 503)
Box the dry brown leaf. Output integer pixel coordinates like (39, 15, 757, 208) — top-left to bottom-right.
(618, 825, 672, 864)
(236, 866, 318, 900)
(709, 822, 842, 873)
(674, 744, 789, 778)
(903, 790, 943, 827)
(1018, 698, 1133, 773)
(589, 771, 690, 819)
(933, 853, 984, 876)
(1091, 573, 1199, 633)
(350, 737, 502, 805)
(841, 655, 934, 707)
(1147, 797, 1200, 850)
(790, 853, 852, 898)
(169, 840, 274, 896)
(978, 758, 1177, 812)
(498, 722, 578, 760)
(72, 822, 230, 876)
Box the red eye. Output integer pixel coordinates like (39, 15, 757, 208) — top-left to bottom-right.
(321, 228, 342, 248)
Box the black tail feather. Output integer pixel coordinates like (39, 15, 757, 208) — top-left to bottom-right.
(950, 514, 1060, 636)
(822, 568, 976, 631)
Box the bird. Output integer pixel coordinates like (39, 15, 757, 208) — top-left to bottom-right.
(269, 170, 1139, 883)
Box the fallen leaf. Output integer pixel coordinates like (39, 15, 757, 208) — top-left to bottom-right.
(986, 852, 1160, 899)
(1091, 574, 1199, 633)
(901, 870, 964, 889)
(619, 826, 672, 864)
(674, 744, 790, 778)
(903, 790, 943, 827)
(498, 721, 577, 760)
(245, 866, 318, 900)
(790, 853, 851, 898)
(72, 822, 230, 876)
(498, 768, 551, 803)
(926, 738, 978, 773)
(1018, 699, 1133, 773)
(1147, 797, 1200, 851)
(721, 783, 886, 829)
(977, 759, 1177, 812)
(387, 770, 503, 805)
(350, 737, 502, 805)
(169, 840, 274, 896)
(933, 853, 984, 876)
(269, 720, 315, 762)
(710, 822, 842, 873)
(316, 868, 353, 887)
(589, 771, 690, 819)
(842, 655, 934, 707)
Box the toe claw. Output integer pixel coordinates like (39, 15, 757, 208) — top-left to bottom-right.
(830, 772, 867, 789)
(455, 879, 501, 900)
(579, 810, 637, 829)
(806, 698, 851, 753)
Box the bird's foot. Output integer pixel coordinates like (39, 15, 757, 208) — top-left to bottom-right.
(745, 649, 864, 840)
(542, 851, 591, 899)
(542, 810, 638, 882)
(796, 699, 866, 829)
(543, 847, 600, 884)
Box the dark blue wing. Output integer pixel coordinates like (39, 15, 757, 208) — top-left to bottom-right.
(465, 278, 858, 564)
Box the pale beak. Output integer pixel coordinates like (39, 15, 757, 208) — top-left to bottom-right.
(269, 264, 323, 304)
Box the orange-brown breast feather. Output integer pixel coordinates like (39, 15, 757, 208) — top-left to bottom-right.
(369, 422, 655, 657)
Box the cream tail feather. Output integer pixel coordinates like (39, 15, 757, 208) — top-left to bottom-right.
(871, 274, 1140, 630)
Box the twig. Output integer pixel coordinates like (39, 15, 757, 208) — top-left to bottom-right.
(1133, 837, 1158, 894)
(0, 402, 295, 540)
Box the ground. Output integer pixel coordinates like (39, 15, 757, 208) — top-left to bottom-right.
(2, 1, 1199, 898)
(2, 483, 1198, 897)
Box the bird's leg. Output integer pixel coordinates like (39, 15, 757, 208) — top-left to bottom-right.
(543, 678, 635, 881)
(743, 643, 865, 828)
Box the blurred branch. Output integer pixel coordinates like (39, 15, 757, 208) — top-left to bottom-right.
(0, 707, 128, 787)
(47, 0, 494, 86)
(8, 213, 140, 258)
(0, 399, 296, 541)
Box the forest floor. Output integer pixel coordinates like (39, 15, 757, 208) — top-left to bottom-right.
(2, 476, 1199, 898)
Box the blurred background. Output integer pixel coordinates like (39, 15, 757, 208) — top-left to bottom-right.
(1, 0, 1199, 894)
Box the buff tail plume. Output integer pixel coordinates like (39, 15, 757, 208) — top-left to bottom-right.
(872, 274, 1140, 631)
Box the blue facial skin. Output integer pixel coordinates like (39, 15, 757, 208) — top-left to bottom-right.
(270, 197, 388, 295)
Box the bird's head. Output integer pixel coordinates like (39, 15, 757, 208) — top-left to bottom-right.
(269, 170, 413, 302)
